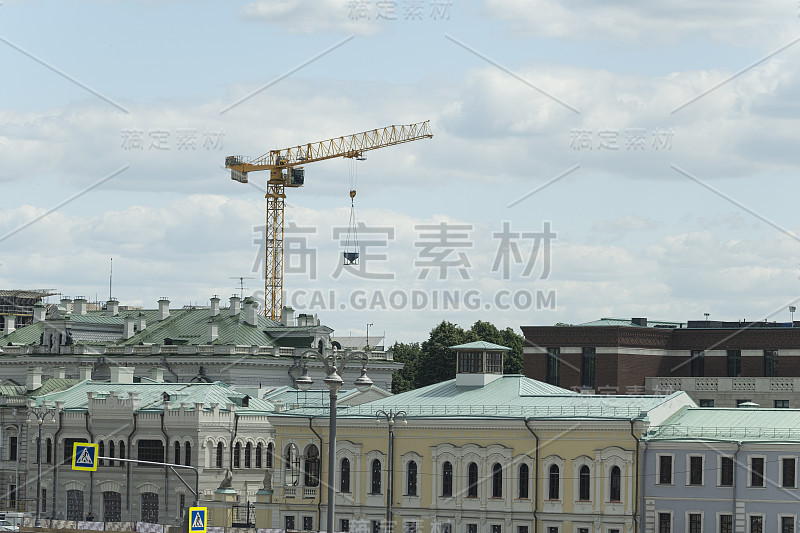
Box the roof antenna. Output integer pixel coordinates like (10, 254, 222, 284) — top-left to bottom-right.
(109, 257, 113, 301)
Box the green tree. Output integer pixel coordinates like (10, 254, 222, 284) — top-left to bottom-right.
(467, 321, 524, 374)
(414, 321, 476, 388)
(390, 341, 420, 394)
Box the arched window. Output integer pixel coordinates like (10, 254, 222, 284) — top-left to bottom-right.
(109, 440, 115, 467)
(492, 463, 503, 498)
(341, 458, 351, 493)
(233, 443, 241, 468)
(548, 464, 560, 500)
(371, 459, 382, 494)
(579, 465, 591, 501)
(255, 444, 262, 469)
(99, 441, 105, 466)
(184, 442, 191, 466)
(518, 464, 529, 499)
(174, 442, 181, 465)
(610, 466, 621, 502)
(245, 443, 252, 468)
(304, 445, 320, 487)
(407, 461, 418, 496)
(442, 461, 453, 497)
(216, 443, 223, 468)
(285, 444, 299, 486)
(467, 462, 478, 497)
(266, 443, 274, 468)
(119, 440, 125, 462)
(46, 438, 53, 464)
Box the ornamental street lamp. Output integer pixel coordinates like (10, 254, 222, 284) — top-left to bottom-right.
(14, 401, 56, 527)
(294, 349, 373, 533)
(375, 409, 406, 533)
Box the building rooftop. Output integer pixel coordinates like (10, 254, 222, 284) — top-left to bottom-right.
(646, 406, 800, 442)
(450, 340, 511, 351)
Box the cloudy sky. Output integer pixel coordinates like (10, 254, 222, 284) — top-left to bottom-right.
(1, 0, 799, 343)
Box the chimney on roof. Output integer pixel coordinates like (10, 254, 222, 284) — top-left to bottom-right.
(106, 299, 119, 317)
(79, 364, 93, 381)
(207, 320, 219, 343)
(632, 317, 648, 327)
(147, 367, 164, 383)
(53, 367, 66, 379)
(123, 316, 135, 340)
(3, 315, 15, 336)
(280, 306, 295, 326)
(26, 366, 42, 392)
(210, 295, 220, 317)
(244, 297, 258, 326)
(73, 297, 88, 316)
(61, 298, 73, 313)
(110, 366, 134, 384)
(33, 302, 46, 323)
(230, 295, 241, 317)
(158, 298, 170, 321)
(136, 312, 146, 331)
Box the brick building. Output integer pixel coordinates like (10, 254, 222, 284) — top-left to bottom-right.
(521, 317, 800, 401)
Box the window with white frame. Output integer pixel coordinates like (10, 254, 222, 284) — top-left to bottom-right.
(657, 454, 673, 485)
(688, 455, 703, 486)
(749, 515, 763, 533)
(750, 456, 765, 487)
(719, 514, 733, 533)
(688, 513, 702, 533)
(781, 457, 797, 488)
(578, 465, 591, 501)
(719, 456, 734, 487)
(609, 466, 621, 502)
(658, 512, 672, 533)
(781, 516, 796, 533)
(543, 456, 564, 502)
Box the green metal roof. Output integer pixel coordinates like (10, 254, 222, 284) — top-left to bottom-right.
(646, 406, 800, 442)
(450, 341, 510, 351)
(274, 375, 682, 420)
(0, 321, 44, 347)
(33, 380, 274, 414)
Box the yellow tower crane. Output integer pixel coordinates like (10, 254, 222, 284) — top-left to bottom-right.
(225, 120, 433, 320)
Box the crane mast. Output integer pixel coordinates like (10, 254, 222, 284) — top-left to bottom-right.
(226, 120, 433, 320)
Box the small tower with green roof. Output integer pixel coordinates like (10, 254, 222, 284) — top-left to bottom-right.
(451, 340, 510, 387)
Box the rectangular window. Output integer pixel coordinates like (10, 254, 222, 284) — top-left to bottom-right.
(405, 522, 418, 533)
(727, 350, 742, 377)
(751, 457, 765, 487)
(372, 521, 381, 533)
(486, 353, 503, 373)
(776, 400, 790, 408)
(720, 514, 733, 533)
(42, 489, 47, 513)
(720, 457, 734, 486)
(764, 350, 779, 377)
(492, 526, 502, 533)
(659, 513, 671, 533)
(750, 516, 763, 533)
(578, 529, 589, 533)
(546, 348, 560, 386)
(340, 520, 350, 532)
(690, 350, 705, 377)
(658, 455, 673, 484)
(699, 399, 715, 407)
(689, 514, 702, 533)
(442, 525, 453, 533)
(546, 528, 557, 533)
(468, 525, 478, 533)
(302, 517, 313, 531)
(689, 456, 703, 485)
(517, 527, 528, 533)
(458, 352, 483, 373)
(782, 517, 795, 533)
(137, 440, 165, 464)
(783, 458, 797, 488)
(9, 436, 17, 461)
(285, 516, 295, 531)
(581, 348, 596, 388)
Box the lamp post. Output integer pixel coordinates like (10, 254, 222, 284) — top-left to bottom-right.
(294, 349, 373, 533)
(14, 401, 56, 527)
(375, 409, 406, 533)
(366, 323, 374, 351)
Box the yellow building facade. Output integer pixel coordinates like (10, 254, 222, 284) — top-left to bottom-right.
(264, 342, 694, 533)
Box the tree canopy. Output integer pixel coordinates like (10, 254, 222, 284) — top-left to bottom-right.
(390, 320, 525, 393)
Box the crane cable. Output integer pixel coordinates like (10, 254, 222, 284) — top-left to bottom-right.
(343, 159, 359, 264)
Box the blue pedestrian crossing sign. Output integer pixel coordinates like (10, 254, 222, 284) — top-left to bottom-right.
(71, 442, 98, 471)
(189, 507, 207, 533)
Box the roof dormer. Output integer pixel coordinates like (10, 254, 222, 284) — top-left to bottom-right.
(451, 340, 510, 387)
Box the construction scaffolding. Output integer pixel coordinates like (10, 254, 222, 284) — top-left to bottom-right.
(0, 289, 56, 328)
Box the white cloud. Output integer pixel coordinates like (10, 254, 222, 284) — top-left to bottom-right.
(242, 0, 382, 36)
